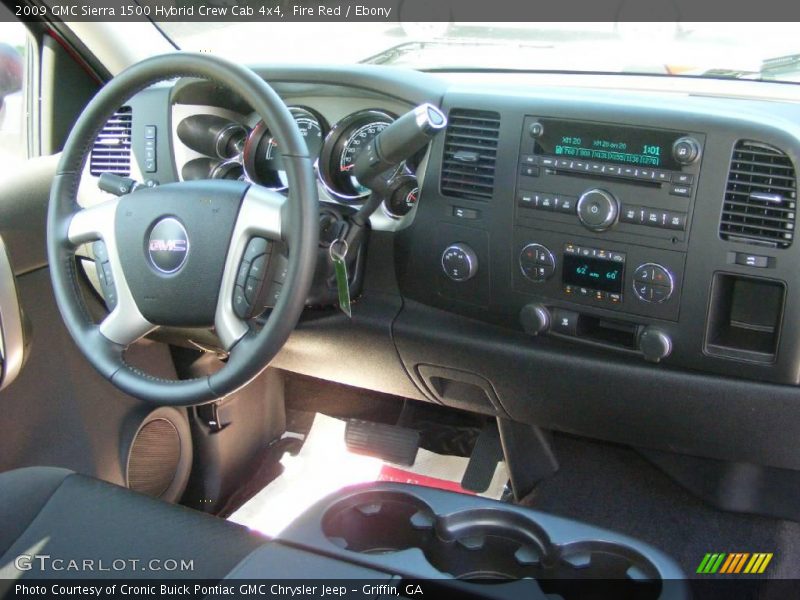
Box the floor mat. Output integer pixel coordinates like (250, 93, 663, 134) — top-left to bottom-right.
(521, 434, 800, 582)
(229, 413, 509, 537)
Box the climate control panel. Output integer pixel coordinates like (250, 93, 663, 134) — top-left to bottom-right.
(513, 229, 685, 322)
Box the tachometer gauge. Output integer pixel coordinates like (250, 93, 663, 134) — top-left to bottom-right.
(319, 109, 397, 201)
(243, 106, 327, 190)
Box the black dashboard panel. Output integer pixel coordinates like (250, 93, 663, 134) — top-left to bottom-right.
(113, 66, 800, 469)
(396, 85, 800, 386)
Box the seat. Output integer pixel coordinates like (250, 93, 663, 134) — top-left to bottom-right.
(0, 467, 267, 580)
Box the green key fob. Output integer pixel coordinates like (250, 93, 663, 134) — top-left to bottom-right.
(329, 239, 352, 319)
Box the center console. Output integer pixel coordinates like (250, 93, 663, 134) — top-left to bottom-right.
(244, 482, 689, 599)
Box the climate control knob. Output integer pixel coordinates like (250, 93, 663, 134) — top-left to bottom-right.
(519, 243, 555, 282)
(577, 189, 619, 232)
(633, 263, 674, 303)
(442, 243, 478, 282)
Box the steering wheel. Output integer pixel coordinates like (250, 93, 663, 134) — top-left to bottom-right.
(47, 53, 319, 406)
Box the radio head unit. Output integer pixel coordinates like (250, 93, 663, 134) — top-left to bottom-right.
(532, 118, 697, 171)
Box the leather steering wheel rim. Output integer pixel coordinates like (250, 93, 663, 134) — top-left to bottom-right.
(47, 53, 319, 406)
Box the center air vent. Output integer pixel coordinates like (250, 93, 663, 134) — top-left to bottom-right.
(719, 140, 797, 248)
(90, 106, 132, 176)
(440, 109, 500, 201)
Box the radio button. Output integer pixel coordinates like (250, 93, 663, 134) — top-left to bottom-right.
(608, 293, 622, 304)
(540, 195, 555, 211)
(574, 161, 589, 172)
(621, 206, 640, 223)
(520, 165, 540, 177)
(670, 184, 692, 197)
(672, 137, 701, 165)
(637, 168, 655, 180)
(665, 212, 687, 230)
(518, 192, 536, 208)
(557, 159, 572, 169)
(603, 165, 621, 175)
(541, 157, 557, 167)
(521, 154, 539, 165)
(589, 163, 604, 174)
(622, 166, 637, 178)
(556, 195, 576, 213)
(644, 209, 662, 226)
(673, 173, 694, 184)
(655, 171, 671, 182)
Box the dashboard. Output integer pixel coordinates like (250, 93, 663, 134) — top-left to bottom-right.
(83, 65, 800, 472)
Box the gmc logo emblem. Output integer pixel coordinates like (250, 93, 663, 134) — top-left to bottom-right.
(149, 239, 187, 252)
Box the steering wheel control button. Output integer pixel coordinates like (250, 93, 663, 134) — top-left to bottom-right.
(442, 243, 478, 282)
(147, 217, 189, 274)
(520, 243, 555, 282)
(92, 241, 118, 310)
(243, 237, 270, 262)
(633, 263, 674, 303)
(233, 287, 250, 319)
(577, 189, 619, 231)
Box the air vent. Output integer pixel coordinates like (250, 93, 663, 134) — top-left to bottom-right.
(440, 109, 500, 201)
(720, 140, 797, 248)
(90, 106, 132, 176)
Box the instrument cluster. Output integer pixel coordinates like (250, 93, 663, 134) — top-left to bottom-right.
(177, 106, 421, 218)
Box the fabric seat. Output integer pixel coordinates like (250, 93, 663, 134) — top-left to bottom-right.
(0, 467, 266, 580)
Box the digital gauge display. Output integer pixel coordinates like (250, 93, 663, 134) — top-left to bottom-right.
(535, 119, 685, 170)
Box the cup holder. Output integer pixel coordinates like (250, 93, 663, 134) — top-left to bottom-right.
(322, 491, 436, 554)
(321, 491, 663, 599)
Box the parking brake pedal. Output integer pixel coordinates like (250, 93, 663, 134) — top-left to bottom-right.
(461, 422, 505, 493)
(345, 419, 420, 466)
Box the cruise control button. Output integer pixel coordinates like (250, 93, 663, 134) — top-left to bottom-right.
(249, 254, 267, 280)
(235, 261, 250, 288)
(233, 286, 250, 318)
(265, 283, 283, 306)
(244, 277, 261, 304)
(244, 237, 270, 262)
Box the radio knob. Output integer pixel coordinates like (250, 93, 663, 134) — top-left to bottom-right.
(672, 137, 701, 165)
(577, 189, 619, 232)
(442, 243, 478, 282)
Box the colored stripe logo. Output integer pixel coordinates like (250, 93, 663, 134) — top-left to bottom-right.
(697, 553, 773, 574)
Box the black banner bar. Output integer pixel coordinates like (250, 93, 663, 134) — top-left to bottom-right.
(5, 0, 800, 22)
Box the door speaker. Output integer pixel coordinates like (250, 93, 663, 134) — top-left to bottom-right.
(126, 407, 192, 503)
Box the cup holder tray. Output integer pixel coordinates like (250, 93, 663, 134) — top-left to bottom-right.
(278, 483, 688, 600)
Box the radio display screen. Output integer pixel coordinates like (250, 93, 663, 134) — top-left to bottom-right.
(563, 254, 624, 294)
(535, 119, 683, 170)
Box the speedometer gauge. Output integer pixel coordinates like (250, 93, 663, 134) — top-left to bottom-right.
(243, 106, 328, 190)
(319, 109, 397, 201)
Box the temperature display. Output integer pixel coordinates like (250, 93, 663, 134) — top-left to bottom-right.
(563, 254, 624, 294)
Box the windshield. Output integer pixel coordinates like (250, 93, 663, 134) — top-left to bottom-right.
(161, 22, 800, 84)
